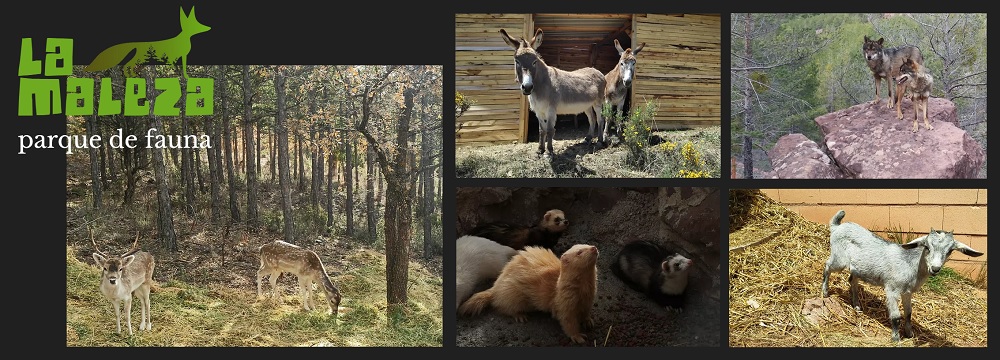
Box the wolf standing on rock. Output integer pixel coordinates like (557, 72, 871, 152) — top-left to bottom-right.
(862, 36, 923, 110)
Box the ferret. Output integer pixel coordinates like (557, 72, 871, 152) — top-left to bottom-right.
(455, 235, 519, 311)
(611, 240, 692, 310)
(466, 209, 568, 250)
(458, 244, 599, 344)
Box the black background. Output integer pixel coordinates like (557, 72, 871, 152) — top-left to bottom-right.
(7, 0, 991, 354)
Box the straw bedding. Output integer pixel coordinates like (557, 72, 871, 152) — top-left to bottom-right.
(728, 189, 987, 347)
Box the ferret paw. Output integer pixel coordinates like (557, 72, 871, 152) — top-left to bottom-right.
(585, 317, 595, 329)
(569, 334, 586, 344)
(512, 315, 528, 323)
(664, 306, 684, 314)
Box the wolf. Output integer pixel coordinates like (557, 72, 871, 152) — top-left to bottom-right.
(85, 6, 211, 78)
(896, 58, 935, 132)
(862, 36, 923, 110)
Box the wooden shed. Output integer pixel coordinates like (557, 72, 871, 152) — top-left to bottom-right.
(455, 13, 721, 147)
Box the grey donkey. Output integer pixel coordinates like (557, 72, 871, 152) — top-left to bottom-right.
(822, 210, 983, 342)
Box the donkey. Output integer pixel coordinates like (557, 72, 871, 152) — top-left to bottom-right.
(604, 39, 645, 141)
(499, 28, 607, 157)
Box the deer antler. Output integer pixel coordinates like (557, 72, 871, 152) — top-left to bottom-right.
(90, 228, 108, 258)
(121, 232, 141, 257)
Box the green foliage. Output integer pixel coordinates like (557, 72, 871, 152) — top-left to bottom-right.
(455, 91, 475, 118)
(609, 100, 657, 169)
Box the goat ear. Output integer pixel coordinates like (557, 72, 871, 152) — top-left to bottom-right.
(900, 237, 926, 249)
(955, 241, 984, 257)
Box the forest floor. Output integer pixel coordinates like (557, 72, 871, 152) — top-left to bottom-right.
(65, 152, 443, 347)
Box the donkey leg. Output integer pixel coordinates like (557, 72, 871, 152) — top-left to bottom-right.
(584, 108, 595, 144)
(545, 115, 556, 157)
(536, 118, 546, 156)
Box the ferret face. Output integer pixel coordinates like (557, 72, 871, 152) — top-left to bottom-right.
(561, 244, 598, 267)
(661, 254, 692, 275)
(541, 209, 569, 233)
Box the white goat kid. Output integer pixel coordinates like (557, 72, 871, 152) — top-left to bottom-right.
(821, 210, 983, 342)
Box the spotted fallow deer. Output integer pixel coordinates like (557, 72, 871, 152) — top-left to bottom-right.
(92, 232, 155, 335)
(257, 240, 342, 317)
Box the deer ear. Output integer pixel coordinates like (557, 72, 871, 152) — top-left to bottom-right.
(122, 255, 136, 267)
(93, 253, 106, 266)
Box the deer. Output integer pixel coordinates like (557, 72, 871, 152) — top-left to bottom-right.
(91, 232, 156, 335)
(257, 240, 342, 317)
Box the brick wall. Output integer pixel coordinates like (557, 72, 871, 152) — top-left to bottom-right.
(758, 189, 987, 280)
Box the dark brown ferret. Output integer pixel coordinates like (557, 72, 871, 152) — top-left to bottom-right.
(458, 244, 599, 344)
(466, 209, 568, 250)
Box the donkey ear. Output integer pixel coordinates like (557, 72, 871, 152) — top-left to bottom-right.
(499, 29, 519, 50)
(614, 39, 625, 54)
(633, 42, 645, 55)
(529, 28, 543, 49)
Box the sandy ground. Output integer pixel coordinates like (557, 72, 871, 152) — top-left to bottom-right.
(454, 187, 722, 347)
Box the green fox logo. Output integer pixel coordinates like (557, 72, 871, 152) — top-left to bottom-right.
(84, 6, 210, 78)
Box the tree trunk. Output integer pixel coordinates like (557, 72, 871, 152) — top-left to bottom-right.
(87, 78, 102, 210)
(222, 66, 241, 223)
(146, 65, 177, 252)
(366, 142, 376, 244)
(344, 134, 354, 237)
(208, 73, 222, 224)
(326, 152, 335, 231)
(741, 13, 755, 179)
(275, 67, 295, 243)
(421, 95, 435, 260)
(181, 75, 196, 217)
(384, 87, 416, 316)
(297, 132, 306, 192)
(243, 65, 259, 229)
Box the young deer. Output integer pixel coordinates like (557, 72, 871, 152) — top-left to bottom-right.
(92, 233, 156, 335)
(257, 240, 342, 317)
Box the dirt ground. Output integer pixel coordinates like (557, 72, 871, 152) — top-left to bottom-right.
(454, 187, 722, 347)
(455, 120, 722, 178)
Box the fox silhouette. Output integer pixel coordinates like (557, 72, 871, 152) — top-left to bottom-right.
(85, 6, 210, 78)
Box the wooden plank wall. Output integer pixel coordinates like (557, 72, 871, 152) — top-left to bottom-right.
(455, 14, 527, 147)
(633, 14, 721, 130)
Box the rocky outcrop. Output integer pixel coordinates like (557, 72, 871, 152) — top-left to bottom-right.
(767, 98, 985, 179)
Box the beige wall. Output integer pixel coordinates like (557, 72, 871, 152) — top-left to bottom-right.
(759, 189, 987, 280)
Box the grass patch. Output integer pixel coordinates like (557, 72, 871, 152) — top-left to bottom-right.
(67, 245, 442, 347)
